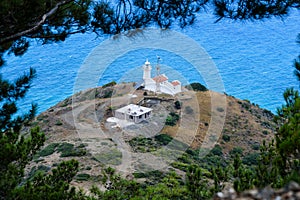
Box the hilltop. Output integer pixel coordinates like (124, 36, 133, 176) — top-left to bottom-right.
(24, 83, 277, 192)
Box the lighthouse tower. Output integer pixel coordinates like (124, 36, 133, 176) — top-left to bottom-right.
(141, 58, 182, 96)
(143, 59, 152, 81)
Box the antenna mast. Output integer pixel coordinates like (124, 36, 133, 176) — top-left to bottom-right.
(155, 56, 161, 94)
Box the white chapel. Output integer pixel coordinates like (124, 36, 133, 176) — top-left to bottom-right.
(142, 59, 181, 96)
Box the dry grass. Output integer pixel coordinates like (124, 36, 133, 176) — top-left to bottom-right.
(25, 85, 277, 192)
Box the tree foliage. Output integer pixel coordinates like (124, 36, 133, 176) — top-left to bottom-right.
(0, 68, 45, 199)
(11, 160, 87, 200)
(0, 0, 207, 66)
(186, 82, 208, 92)
(165, 112, 180, 126)
(213, 0, 299, 21)
(1, 0, 298, 66)
(0, 61, 83, 199)
(0, 68, 36, 132)
(246, 89, 300, 189)
(294, 36, 300, 83)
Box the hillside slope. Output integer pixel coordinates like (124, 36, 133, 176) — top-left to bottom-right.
(24, 83, 277, 191)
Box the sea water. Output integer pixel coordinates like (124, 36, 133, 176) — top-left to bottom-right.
(1, 10, 299, 114)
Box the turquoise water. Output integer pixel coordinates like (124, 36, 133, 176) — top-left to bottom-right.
(1, 10, 299, 114)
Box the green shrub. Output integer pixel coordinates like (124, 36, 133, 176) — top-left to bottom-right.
(251, 143, 260, 150)
(129, 137, 156, 152)
(186, 82, 208, 91)
(230, 147, 243, 157)
(37, 143, 59, 157)
(107, 106, 116, 112)
(170, 112, 179, 120)
(217, 107, 224, 112)
(59, 99, 69, 107)
(242, 101, 251, 110)
(262, 130, 269, 135)
(132, 172, 145, 178)
(77, 143, 87, 148)
(244, 99, 251, 104)
(129, 134, 188, 155)
(57, 143, 86, 157)
(28, 165, 51, 180)
(103, 90, 113, 98)
(186, 148, 198, 157)
(37, 142, 87, 158)
(133, 170, 164, 181)
(102, 81, 116, 88)
(242, 153, 259, 165)
(170, 162, 190, 171)
(174, 100, 182, 109)
(57, 142, 74, 153)
(202, 154, 226, 168)
(165, 116, 176, 126)
(93, 149, 122, 165)
(76, 173, 91, 181)
(55, 120, 63, 126)
(178, 154, 192, 164)
(222, 134, 230, 142)
(154, 134, 172, 145)
(165, 112, 180, 126)
(211, 145, 223, 156)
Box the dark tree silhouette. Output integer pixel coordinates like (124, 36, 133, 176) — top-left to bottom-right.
(1, 0, 298, 66)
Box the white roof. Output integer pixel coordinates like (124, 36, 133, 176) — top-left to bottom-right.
(116, 104, 152, 116)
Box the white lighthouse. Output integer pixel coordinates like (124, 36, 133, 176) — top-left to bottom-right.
(142, 59, 182, 96)
(143, 59, 152, 80)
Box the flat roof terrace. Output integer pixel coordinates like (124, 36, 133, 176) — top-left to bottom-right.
(115, 104, 152, 116)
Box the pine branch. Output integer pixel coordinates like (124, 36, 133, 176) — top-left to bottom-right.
(0, 0, 74, 45)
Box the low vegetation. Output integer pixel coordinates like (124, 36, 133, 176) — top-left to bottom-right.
(35, 142, 87, 158)
(128, 134, 185, 153)
(93, 149, 122, 165)
(165, 112, 180, 126)
(102, 81, 117, 88)
(186, 82, 208, 92)
(174, 100, 182, 109)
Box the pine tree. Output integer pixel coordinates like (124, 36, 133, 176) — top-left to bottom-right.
(10, 159, 87, 200)
(0, 68, 84, 199)
(1, 0, 298, 66)
(0, 68, 46, 199)
(186, 165, 212, 199)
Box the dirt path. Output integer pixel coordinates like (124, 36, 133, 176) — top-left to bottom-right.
(60, 99, 172, 176)
(61, 100, 136, 175)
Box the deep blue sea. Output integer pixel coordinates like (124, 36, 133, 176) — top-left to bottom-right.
(1, 10, 299, 114)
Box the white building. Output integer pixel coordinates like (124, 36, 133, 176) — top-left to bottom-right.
(114, 104, 152, 123)
(142, 60, 181, 95)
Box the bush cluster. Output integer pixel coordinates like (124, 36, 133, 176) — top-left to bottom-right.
(165, 112, 180, 126)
